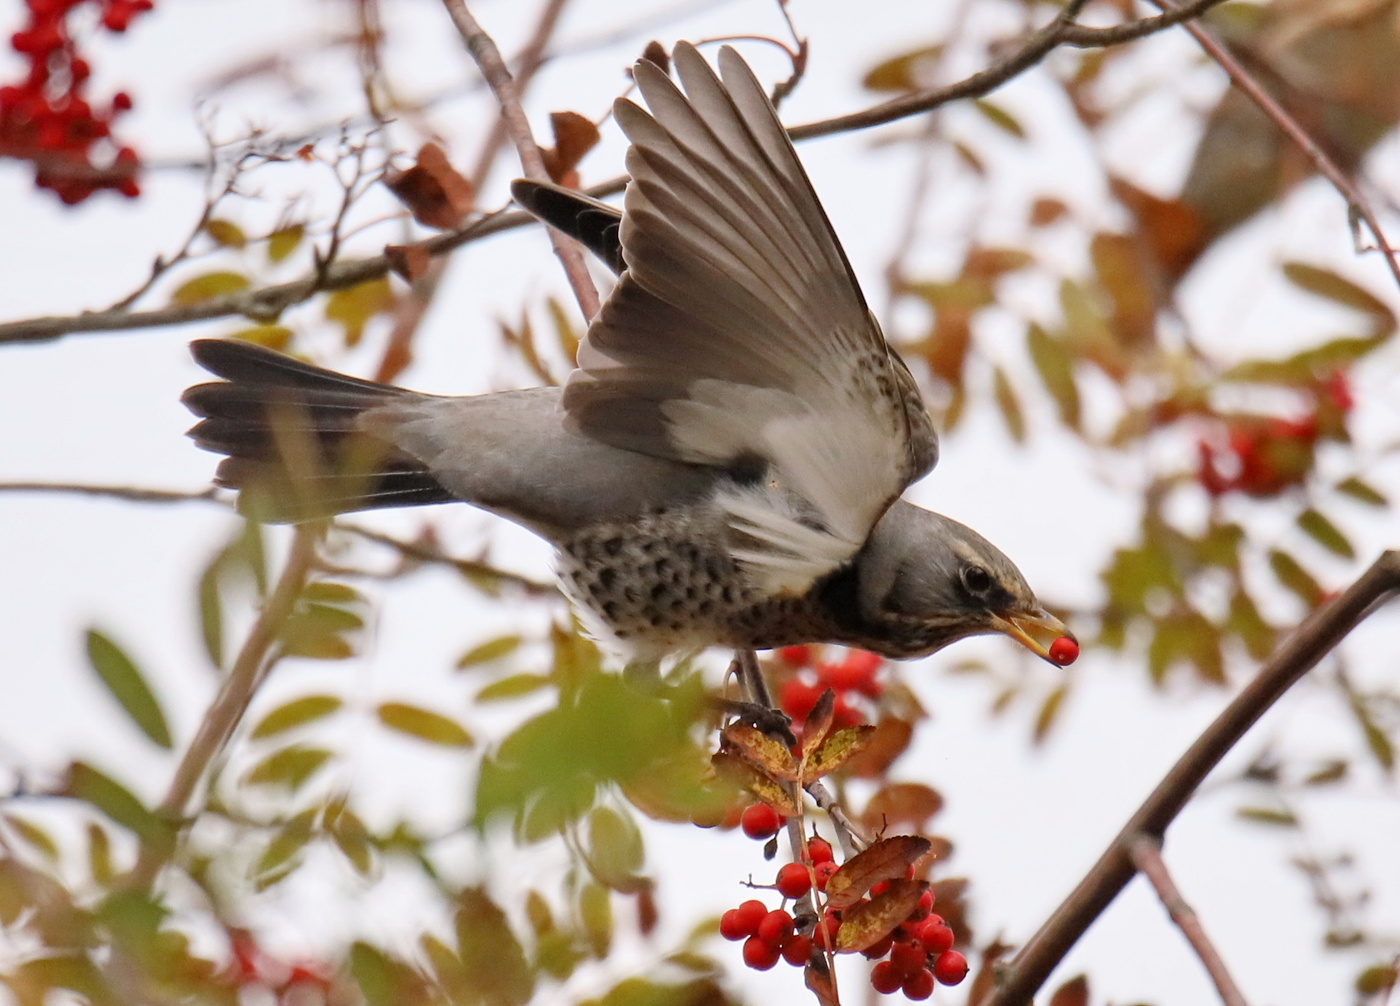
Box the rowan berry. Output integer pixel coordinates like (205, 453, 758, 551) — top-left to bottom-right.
(1048, 636, 1078, 666)
(870, 960, 903, 995)
(861, 934, 894, 960)
(776, 645, 812, 667)
(775, 862, 812, 899)
(743, 935, 780, 971)
(903, 968, 935, 1000)
(779, 677, 823, 720)
(806, 836, 833, 865)
(757, 909, 793, 947)
(813, 860, 839, 890)
(915, 917, 954, 956)
(889, 940, 925, 975)
(781, 933, 812, 966)
(932, 949, 969, 985)
(740, 803, 782, 839)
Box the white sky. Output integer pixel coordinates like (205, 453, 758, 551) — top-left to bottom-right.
(2, 1, 1399, 1004)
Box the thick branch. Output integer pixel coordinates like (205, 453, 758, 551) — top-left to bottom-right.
(991, 551, 1400, 1006)
(439, 0, 600, 320)
(1128, 834, 1250, 1006)
(124, 524, 322, 891)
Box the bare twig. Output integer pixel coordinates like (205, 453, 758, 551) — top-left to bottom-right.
(1153, 0, 1400, 292)
(991, 551, 1400, 1006)
(1058, 0, 1231, 47)
(124, 524, 323, 891)
(335, 521, 556, 594)
(804, 779, 867, 857)
(1128, 834, 1250, 1006)
(0, 482, 218, 504)
(438, 0, 600, 321)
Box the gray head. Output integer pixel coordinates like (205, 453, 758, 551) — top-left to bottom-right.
(831, 500, 1075, 662)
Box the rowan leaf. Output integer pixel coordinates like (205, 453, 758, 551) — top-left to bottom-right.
(993, 366, 1026, 442)
(456, 634, 522, 669)
(710, 750, 800, 816)
(1335, 476, 1386, 506)
(720, 722, 797, 781)
(85, 629, 172, 749)
(243, 745, 334, 791)
(1269, 549, 1324, 607)
(376, 702, 475, 747)
(1236, 805, 1297, 827)
(476, 674, 552, 701)
(170, 270, 250, 305)
(1282, 261, 1395, 332)
(325, 276, 394, 346)
(824, 835, 931, 911)
(204, 218, 246, 248)
(267, 224, 304, 263)
(800, 688, 836, 759)
(972, 98, 1025, 138)
(1027, 323, 1081, 429)
(1297, 508, 1355, 558)
(835, 879, 925, 952)
(250, 695, 344, 739)
(803, 726, 876, 782)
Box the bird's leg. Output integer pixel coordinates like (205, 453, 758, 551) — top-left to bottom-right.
(718, 648, 796, 746)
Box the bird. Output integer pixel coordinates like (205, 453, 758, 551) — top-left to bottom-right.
(182, 42, 1078, 673)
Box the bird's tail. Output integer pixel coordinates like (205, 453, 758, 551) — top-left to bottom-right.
(182, 339, 454, 521)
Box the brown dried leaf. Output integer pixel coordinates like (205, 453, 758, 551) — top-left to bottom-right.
(1029, 197, 1068, 227)
(640, 41, 670, 75)
(541, 112, 601, 183)
(384, 142, 475, 230)
(710, 750, 800, 816)
(842, 717, 913, 778)
(720, 722, 798, 781)
(1048, 974, 1089, 1006)
(800, 688, 836, 759)
(804, 958, 839, 1006)
(858, 782, 944, 834)
(385, 243, 432, 282)
(835, 878, 925, 952)
(803, 726, 876, 782)
(824, 835, 931, 911)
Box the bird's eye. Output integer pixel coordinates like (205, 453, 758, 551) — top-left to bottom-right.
(961, 565, 992, 595)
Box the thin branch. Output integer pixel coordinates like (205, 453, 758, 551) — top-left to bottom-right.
(1057, 0, 1231, 48)
(0, 482, 217, 504)
(1128, 834, 1250, 1006)
(335, 521, 556, 594)
(1153, 0, 1400, 292)
(991, 551, 1400, 1006)
(438, 0, 600, 321)
(124, 524, 323, 891)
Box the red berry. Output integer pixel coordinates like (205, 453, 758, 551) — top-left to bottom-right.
(915, 917, 954, 956)
(870, 960, 903, 995)
(775, 862, 812, 899)
(732, 899, 767, 936)
(743, 935, 780, 971)
(813, 860, 839, 890)
(719, 909, 749, 941)
(831, 696, 863, 728)
(814, 911, 840, 948)
(806, 836, 834, 865)
(869, 880, 890, 897)
(757, 909, 793, 947)
(932, 950, 968, 985)
(776, 645, 812, 667)
(861, 934, 894, 960)
(913, 889, 934, 916)
(111, 91, 132, 111)
(889, 940, 925, 975)
(903, 968, 935, 1000)
(741, 803, 782, 839)
(779, 677, 823, 720)
(1047, 636, 1078, 666)
(781, 933, 812, 966)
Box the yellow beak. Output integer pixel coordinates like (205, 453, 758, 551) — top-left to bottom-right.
(988, 608, 1076, 664)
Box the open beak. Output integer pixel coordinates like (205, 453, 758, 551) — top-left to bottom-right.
(989, 608, 1077, 664)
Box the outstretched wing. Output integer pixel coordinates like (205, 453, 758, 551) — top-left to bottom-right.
(563, 43, 937, 591)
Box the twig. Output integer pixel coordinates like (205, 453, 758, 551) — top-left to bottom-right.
(0, 0, 1234, 346)
(123, 524, 323, 891)
(804, 779, 867, 857)
(0, 482, 218, 504)
(1057, 0, 1231, 47)
(1153, 0, 1400, 292)
(438, 0, 600, 321)
(991, 551, 1400, 1006)
(1128, 834, 1250, 1006)
(335, 521, 556, 595)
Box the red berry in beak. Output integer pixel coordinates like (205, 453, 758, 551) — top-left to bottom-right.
(1048, 636, 1079, 666)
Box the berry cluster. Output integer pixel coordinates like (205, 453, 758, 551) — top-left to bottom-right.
(777, 647, 883, 729)
(2, 0, 150, 203)
(1196, 370, 1353, 498)
(722, 826, 969, 997)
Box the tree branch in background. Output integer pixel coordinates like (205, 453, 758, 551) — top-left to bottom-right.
(124, 523, 323, 891)
(438, 0, 600, 321)
(1153, 0, 1400, 292)
(0, 0, 1241, 346)
(1128, 834, 1250, 1006)
(991, 551, 1400, 1006)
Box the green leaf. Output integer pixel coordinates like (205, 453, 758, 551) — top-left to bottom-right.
(1297, 509, 1355, 559)
(376, 702, 474, 747)
(62, 762, 171, 851)
(455, 889, 534, 1006)
(197, 562, 223, 669)
(4, 814, 58, 860)
(1335, 476, 1387, 506)
(1032, 685, 1067, 745)
(85, 629, 172, 749)
(327, 804, 374, 875)
(205, 218, 247, 248)
(87, 822, 114, 884)
(302, 582, 364, 605)
(251, 695, 345, 739)
(254, 808, 316, 881)
(1268, 549, 1324, 607)
(862, 45, 945, 91)
(325, 277, 395, 347)
(587, 806, 644, 888)
(1235, 806, 1298, 827)
(476, 673, 552, 701)
(1026, 323, 1081, 429)
(972, 98, 1025, 138)
(1282, 261, 1395, 333)
(231, 324, 293, 350)
(579, 882, 613, 957)
(267, 224, 305, 263)
(456, 634, 523, 670)
(1344, 687, 1394, 773)
(243, 745, 334, 791)
(170, 270, 250, 305)
(992, 366, 1026, 442)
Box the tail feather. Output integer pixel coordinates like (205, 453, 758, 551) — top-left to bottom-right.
(183, 339, 456, 521)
